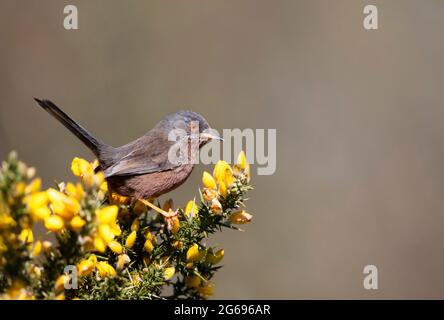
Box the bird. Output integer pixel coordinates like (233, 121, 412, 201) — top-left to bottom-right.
(33, 98, 221, 217)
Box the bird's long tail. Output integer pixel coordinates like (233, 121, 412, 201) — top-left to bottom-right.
(34, 98, 107, 157)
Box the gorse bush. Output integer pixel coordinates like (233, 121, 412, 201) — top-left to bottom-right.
(0, 151, 252, 299)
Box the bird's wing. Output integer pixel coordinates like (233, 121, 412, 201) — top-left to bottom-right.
(103, 130, 182, 178)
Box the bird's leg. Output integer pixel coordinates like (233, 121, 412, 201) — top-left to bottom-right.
(138, 198, 176, 218)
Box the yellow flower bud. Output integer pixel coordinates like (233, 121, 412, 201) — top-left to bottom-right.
(96, 205, 118, 225)
(108, 240, 123, 254)
(186, 244, 200, 262)
(32, 241, 42, 257)
(96, 261, 116, 278)
(184, 200, 198, 218)
(144, 239, 154, 253)
(0, 213, 16, 229)
(163, 267, 175, 280)
(125, 231, 137, 249)
(213, 160, 234, 187)
(93, 236, 106, 253)
(110, 223, 122, 237)
(19, 228, 33, 244)
(70, 216, 86, 232)
(55, 275, 69, 293)
(228, 210, 253, 224)
(237, 151, 247, 170)
(218, 181, 228, 197)
(207, 249, 224, 264)
(71, 157, 93, 177)
(202, 171, 217, 189)
(44, 215, 64, 232)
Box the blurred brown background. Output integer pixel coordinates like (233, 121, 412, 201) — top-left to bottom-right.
(1, 0, 444, 299)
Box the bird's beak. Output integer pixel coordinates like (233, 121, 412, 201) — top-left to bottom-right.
(200, 132, 224, 141)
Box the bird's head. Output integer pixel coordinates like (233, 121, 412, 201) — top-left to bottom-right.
(162, 110, 222, 147)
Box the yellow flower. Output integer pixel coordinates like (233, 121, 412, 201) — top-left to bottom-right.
(228, 210, 253, 224)
(144, 239, 154, 253)
(65, 182, 85, 201)
(30, 206, 51, 221)
(77, 255, 97, 276)
(14, 182, 26, 195)
(218, 180, 228, 197)
(32, 241, 42, 257)
(184, 200, 198, 218)
(207, 249, 224, 264)
(99, 181, 108, 192)
(44, 215, 65, 232)
(235, 150, 251, 182)
(202, 171, 216, 189)
(131, 219, 140, 232)
(108, 240, 123, 254)
(96, 205, 118, 225)
(163, 267, 175, 280)
(25, 178, 41, 194)
(96, 261, 116, 278)
(54, 275, 69, 293)
(70, 216, 86, 232)
(71, 157, 93, 177)
(236, 151, 247, 170)
(47, 188, 80, 219)
(125, 231, 137, 249)
(0, 213, 16, 229)
(213, 160, 234, 187)
(93, 236, 106, 253)
(25, 191, 48, 211)
(98, 224, 115, 243)
(185, 276, 201, 288)
(19, 228, 33, 244)
(186, 244, 201, 262)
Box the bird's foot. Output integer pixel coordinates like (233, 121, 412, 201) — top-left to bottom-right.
(138, 199, 177, 218)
